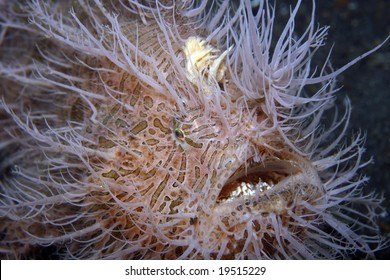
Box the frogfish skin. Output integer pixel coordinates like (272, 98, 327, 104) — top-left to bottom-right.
(0, 0, 388, 259)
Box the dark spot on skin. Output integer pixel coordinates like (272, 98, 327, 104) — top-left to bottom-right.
(190, 217, 198, 225)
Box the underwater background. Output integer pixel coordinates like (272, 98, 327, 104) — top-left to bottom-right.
(295, 0, 390, 259)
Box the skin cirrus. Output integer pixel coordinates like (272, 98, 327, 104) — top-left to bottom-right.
(0, 0, 388, 259)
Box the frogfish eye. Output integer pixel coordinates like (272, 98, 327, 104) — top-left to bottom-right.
(174, 128, 185, 140)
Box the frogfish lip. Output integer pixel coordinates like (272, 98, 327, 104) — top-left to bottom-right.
(217, 158, 302, 204)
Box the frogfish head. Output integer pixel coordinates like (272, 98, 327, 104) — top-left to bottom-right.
(0, 0, 387, 259)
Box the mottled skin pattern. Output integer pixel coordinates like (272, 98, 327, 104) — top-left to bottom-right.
(0, 35, 320, 259)
(0, 0, 386, 259)
(76, 57, 323, 258)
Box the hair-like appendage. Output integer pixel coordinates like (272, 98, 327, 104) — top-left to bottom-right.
(0, 0, 388, 259)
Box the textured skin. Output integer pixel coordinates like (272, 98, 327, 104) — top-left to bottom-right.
(0, 1, 386, 259)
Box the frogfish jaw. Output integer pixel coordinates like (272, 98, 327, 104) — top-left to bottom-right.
(208, 154, 326, 259)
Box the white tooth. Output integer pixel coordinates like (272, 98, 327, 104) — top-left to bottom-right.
(220, 178, 274, 204)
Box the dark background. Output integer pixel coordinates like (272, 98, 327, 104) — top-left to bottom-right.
(273, 0, 390, 259)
